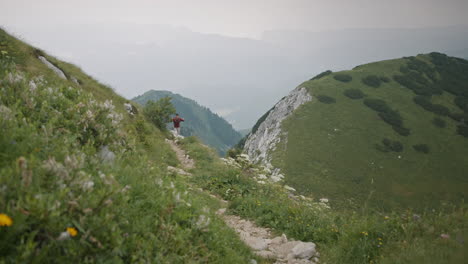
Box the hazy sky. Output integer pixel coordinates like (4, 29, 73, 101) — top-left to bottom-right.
(1, 0, 468, 129)
(1, 0, 468, 38)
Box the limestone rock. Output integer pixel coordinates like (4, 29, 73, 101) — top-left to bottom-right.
(38, 56, 67, 79)
(291, 242, 316, 259)
(244, 86, 312, 167)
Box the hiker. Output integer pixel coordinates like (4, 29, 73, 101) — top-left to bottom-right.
(172, 113, 184, 136)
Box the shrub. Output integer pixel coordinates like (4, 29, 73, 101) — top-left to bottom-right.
(317, 95, 336, 104)
(143, 97, 176, 130)
(449, 113, 468, 122)
(226, 148, 242, 158)
(457, 124, 468, 138)
(413, 144, 430, 153)
(362, 75, 382, 88)
(380, 76, 391, 83)
(392, 125, 411, 136)
(454, 96, 468, 112)
(333, 74, 352, 83)
(363, 99, 392, 113)
(311, 70, 332, 80)
(413, 96, 450, 116)
(378, 111, 403, 127)
(380, 138, 404, 152)
(344, 89, 365, 99)
(432, 117, 446, 128)
(364, 99, 409, 136)
(393, 68, 442, 96)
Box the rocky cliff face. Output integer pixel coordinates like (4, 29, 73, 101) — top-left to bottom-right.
(243, 86, 312, 168)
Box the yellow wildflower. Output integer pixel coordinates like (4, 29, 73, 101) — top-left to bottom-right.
(384, 216, 390, 220)
(67, 227, 78, 237)
(0, 213, 13, 226)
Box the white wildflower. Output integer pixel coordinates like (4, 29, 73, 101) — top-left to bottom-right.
(102, 100, 115, 110)
(319, 198, 329, 203)
(29, 80, 37, 91)
(196, 214, 211, 230)
(0, 105, 13, 121)
(57, 231, 71, 241)
(82, 181, 94, 191)
(121, 185, 131, 193)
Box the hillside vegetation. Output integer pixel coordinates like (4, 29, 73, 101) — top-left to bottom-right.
(269, 53, 468, 210)
(2, 28, 467, 264)
(133, 90, 241, 155)
(0, 28, 260, 263)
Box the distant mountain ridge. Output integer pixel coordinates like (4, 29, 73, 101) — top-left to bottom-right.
(133, 90, 241, 155)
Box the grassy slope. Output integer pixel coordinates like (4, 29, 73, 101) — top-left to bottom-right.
(0, 28, 262, 263)
(272, 55, 468, 210)
(181, 136, 467, 264)
(133, 90, 242, 155)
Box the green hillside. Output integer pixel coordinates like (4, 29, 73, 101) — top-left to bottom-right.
(133, 90, 241, 155)
(0, 28, 260, 263)
(267, 53, 468, 210)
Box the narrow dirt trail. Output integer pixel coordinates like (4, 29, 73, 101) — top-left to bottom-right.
(167, 139, 320, 264)
(166, 139, 195, 169)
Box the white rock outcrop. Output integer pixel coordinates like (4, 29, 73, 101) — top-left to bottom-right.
(38, 56, 67, 80)
(244, 86, 312, 168)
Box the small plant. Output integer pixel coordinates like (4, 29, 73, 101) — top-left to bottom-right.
(379, 76, 391, 83)
(362, 75, 382, 88)
(380, 138, 404, 152)
(143, 97, 176, 130)
(344, 89, 365, 99)
(454, 96, 468, 112)
(413, 144, 430, 153)
(317, 95, 336, 104)
(311, 70, 332, 80)
(457, 124, 468, 138)
(333, 74, 353, 83)
(413, 96, 450, 116)
(364, 99, 410, 136)
(432, 117, 446, 128)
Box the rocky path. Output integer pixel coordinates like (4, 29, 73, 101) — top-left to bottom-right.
(167, 139, 319, 264)
(166, 138, 195, 169)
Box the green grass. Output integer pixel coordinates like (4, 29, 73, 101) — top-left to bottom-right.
(0, 28, 263, 263)
(182, 137, 468, 264)
(270, 55, 468, 210)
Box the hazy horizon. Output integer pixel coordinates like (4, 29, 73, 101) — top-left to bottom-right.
(1, 0, 467, 129)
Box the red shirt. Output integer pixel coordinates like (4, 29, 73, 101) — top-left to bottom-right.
(172, 116, 184, 128)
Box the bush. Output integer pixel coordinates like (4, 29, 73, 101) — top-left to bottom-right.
(344, 89, 365, 99)
(364, 99, 409, 136)
(449, 112, 468, 124)
(143, 97, 176, 130)
(392, 125, 411, 136)
(457, 124, 468, 138)
(362, 75, 382, 88)
(380, 76, 391, 83)
(333, 74, 353, 83)
(413, 96, 450, 116)
(226, 148, 242, 158)
(311, 70, 332, 80)
(378, 111, 403, 127)
(380, 138, 404, 152)
(432, 118, 446, 128)
(454, 96, 468, 112)
(363, 99, 392, 113)
(393, 74, 438, 96)
(413, 144, 430, 153)
(317, 95, 336, 104)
